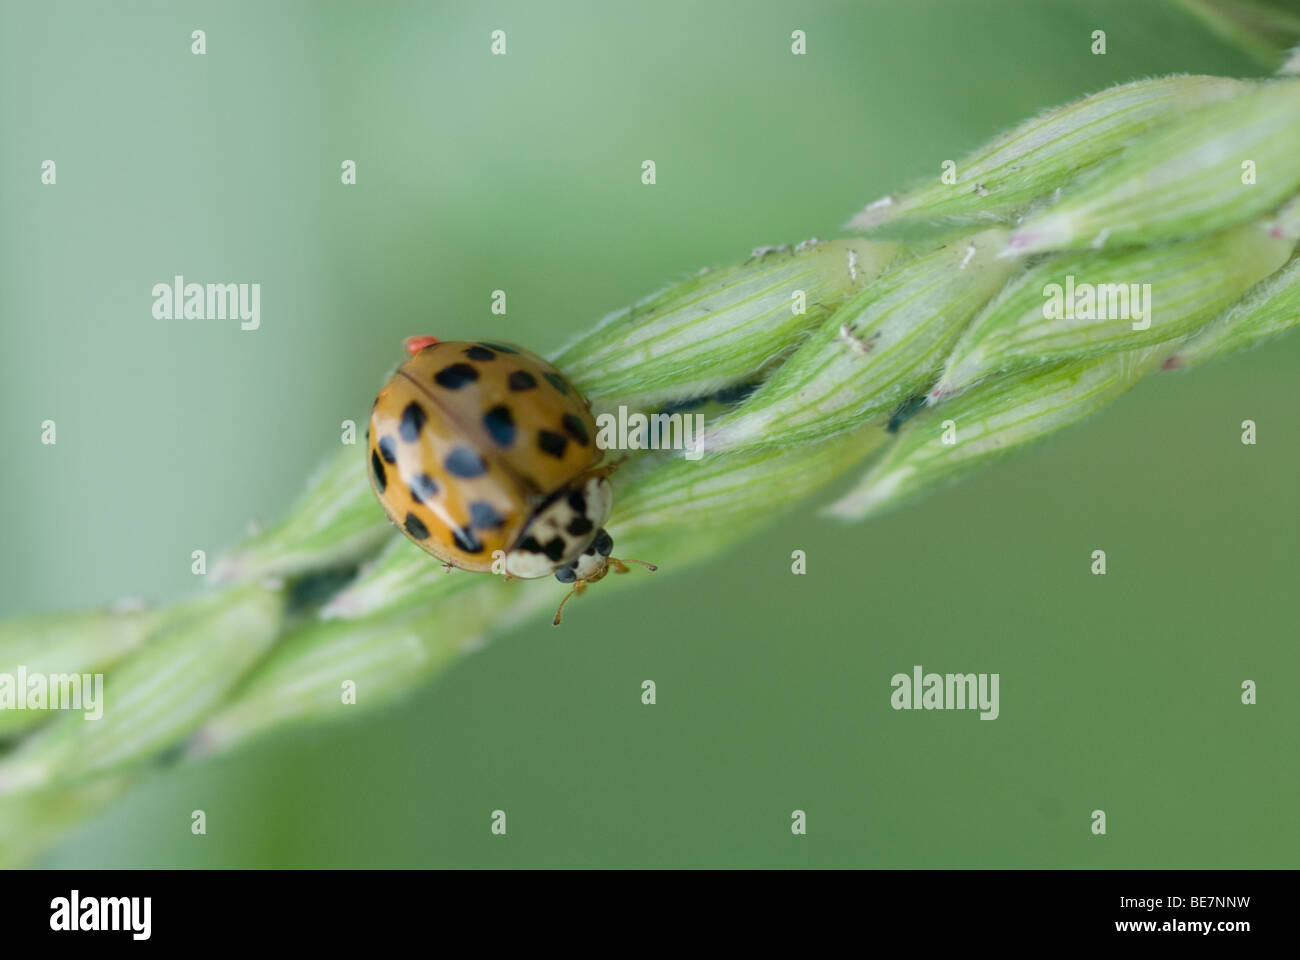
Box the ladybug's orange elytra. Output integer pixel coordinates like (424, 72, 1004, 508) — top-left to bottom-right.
(367, 339, 656, 624)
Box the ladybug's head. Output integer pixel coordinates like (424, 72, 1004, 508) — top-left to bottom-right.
(551, 526, 657, 626)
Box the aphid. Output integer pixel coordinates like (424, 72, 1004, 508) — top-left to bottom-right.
(367, 337, 655, 624)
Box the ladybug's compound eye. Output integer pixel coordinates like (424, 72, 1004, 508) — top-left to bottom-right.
(403, 335, 440, 355)
(555, 564, 578, 584)
(592, 529, 613, 557)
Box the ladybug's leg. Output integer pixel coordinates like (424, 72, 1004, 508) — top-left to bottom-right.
(587, 455, 628, 481)
(552, 580, 589, 626)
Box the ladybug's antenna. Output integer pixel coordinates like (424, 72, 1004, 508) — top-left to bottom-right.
(609, 557, 659, 573)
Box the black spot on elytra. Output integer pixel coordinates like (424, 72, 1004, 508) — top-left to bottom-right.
(483, 405, 516, 447)
(567, 490, 587, 515)
(520, 535, 544, 554)
(453, 526, 484, 553)
(445, 447, 488, 477)
(544, 372, 570, 395)
(378, 435, 397, 464)
(469, 501, 506, 529)
(405, 513, 430, 540)
(399, 402, 426, 442)
(371, 451, 387, 492)
(410, 472, 439, 504)
(465, 345, 496, 361)
(555, 564, 578, 583)
(562, 413, 589, 446)
(593, 529, 613, 556)
(566, 516, 594, 537)
(542, 537, 566, 562)
(435, 363, 479, 389)
(507, 370, 538, 392)
(538, 430, 567, 459)
(479, 341, 519, 354)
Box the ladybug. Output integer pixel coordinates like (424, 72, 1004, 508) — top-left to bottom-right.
(367, 336, 656, 624)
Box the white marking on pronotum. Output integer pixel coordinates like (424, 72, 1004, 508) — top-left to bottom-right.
(847, 248, 859, 282)
(794, 237, 822, 252)
(959, 244, 977, 269)
(1090, 228, 1111, 249)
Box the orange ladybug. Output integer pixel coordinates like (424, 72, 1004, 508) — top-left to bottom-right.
(367, 337, 655, 624)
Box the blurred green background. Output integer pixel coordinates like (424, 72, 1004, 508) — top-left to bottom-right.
(1, 0, 1295, 867)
